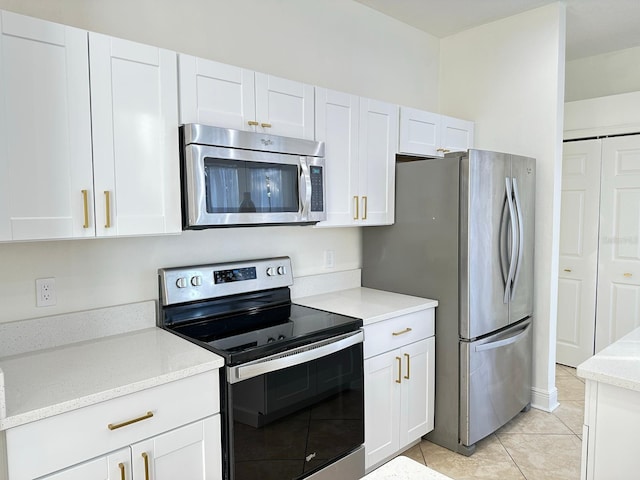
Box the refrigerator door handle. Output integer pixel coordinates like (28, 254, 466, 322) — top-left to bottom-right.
(503, 177, 518, 304)
(474, 323, 530, 352)
(511, 177, 525, 299)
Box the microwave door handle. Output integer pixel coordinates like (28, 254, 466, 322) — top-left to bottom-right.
(299, 158, 311, 219)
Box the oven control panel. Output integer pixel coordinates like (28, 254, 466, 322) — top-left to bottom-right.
(159, 257, 293, 305)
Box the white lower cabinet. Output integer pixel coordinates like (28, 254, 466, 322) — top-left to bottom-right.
(42, 417, 220, 480)
(5, 371, 222, 480)
(363, 309, 435, 471)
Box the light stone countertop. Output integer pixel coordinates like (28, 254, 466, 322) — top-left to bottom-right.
(577, 326, 640, 392)
(362, 456, 453, 479)
(295, 287, 438, 325)
(0, 327, 223, 430)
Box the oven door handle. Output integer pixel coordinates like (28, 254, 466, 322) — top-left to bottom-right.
(227, 330, 364, 384)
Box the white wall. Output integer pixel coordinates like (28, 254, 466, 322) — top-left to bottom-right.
(0, 0, 440, 323)
(565, 46, 640, 102)
(439, 3, 566, 412)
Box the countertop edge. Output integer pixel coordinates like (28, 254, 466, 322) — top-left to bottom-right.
(0, 359, 223, 431)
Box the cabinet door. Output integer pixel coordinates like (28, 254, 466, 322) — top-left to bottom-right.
(364, 350, 400, 470)
(359, 98, 397, 225)
(440, 115, 474, 154)
(41, 448, 130, 480)
(596, 135, 640, 351)
(314, 88, 359, 227)
(131, 416, 222, 480)
(255, 73, 314, 140)
(0, 11, 93, 241)
(398, 107, 440, 157)
(556, 139, 601, 366)
(90, 33, 181, 237)
(399, 338, 434, 447)
(178, 54, 255, 130)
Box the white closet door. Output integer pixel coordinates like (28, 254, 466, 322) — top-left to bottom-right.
(556, 140, 602, 366)
(596, 135, 640, 352)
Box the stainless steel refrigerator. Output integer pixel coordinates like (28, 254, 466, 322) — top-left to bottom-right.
(362, 150, 535, 455)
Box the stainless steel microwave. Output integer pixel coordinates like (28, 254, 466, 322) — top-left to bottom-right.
(180, 124, 326, 228)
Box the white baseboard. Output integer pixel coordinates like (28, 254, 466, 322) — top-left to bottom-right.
(531, 386, 560, 412)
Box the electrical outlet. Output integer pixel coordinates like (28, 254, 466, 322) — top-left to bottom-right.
(324, 250, 335, 269)
(36, 278, 57, 307)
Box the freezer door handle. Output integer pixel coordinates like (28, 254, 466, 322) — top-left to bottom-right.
(503, 177, 518, 304)
(511, 177, 525, 299)
(474, 324, 529, 352)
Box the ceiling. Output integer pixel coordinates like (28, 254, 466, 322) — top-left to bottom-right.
(353, 0, 640, 61)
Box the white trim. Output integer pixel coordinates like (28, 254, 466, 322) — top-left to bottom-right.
(531, 385, 560, 412)
(564, 91, 640, 140)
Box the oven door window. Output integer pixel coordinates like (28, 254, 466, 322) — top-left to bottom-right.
(204, 158, 299, 214)
(230, 343, 364, 480)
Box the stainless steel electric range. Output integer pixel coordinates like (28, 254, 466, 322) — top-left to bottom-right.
(158, 257, 364, 480)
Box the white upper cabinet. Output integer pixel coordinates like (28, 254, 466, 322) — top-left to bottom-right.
(0, 11, 93, 241)
(90, 33, 181, 236)
(399, 106, 474, 158)
(315, 88, 397, 227)
(0, 12, 181, 242)
(359, 98, 398, 225)
(179, 54, 314, 140)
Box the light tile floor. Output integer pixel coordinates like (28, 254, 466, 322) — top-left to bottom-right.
(399, 364, 584, 480)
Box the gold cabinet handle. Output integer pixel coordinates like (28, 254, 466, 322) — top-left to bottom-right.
(118, 463, 126, 480)
(624, 272, 633, 278)
(362, 196, 368, 220)
(108, 411, 153, 430)
(81, 190, 89, 228)
(261, 122, 272, 128)
(104, 191, 112, 228)
(392, 327, 412, 336)
(436, 148, 450, 153)
(404, 353, 410, 380)
(142, 452, 150, 480)
(247, 120, 259, 126)
(395, 356, 402, 384)
(563, 268, 572, 273)
(353, 196, 359, 220)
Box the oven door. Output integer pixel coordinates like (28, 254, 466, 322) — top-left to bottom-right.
(183, 144, 326, 227)
(225, 331, 364, 480)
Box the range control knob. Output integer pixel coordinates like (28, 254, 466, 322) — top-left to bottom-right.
(191, 276, 202, 287)
(277, 335, 286, 340)
(267, 337, 276, 343)
(176, 277, 188, 288)
(277, 266, 286, 275)
(266, 267, 276, 276)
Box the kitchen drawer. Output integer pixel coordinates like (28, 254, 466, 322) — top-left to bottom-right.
(6, 370, 219, 480)
(363, 308, 435, 359)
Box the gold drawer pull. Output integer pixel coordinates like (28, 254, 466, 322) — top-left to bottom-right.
(118, 463, 126, 480)
(108, 411, 154, 430)
(81, 190, 89, 228)
(104, 191, 112, 228)
(436, 148, 450, 153)
(392, 327, 412, 336)
(247, 120, 259, 126)
(624, 272, 633, 278)
(261, 122, 272, 128)
(404, 353, 411, 380)
(353, 196, 359, 220)
(395, 356, 402, 384)
(362, 196, 368, 220)
(563, 268, 572, 272)
(142, 452, 150, 480)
